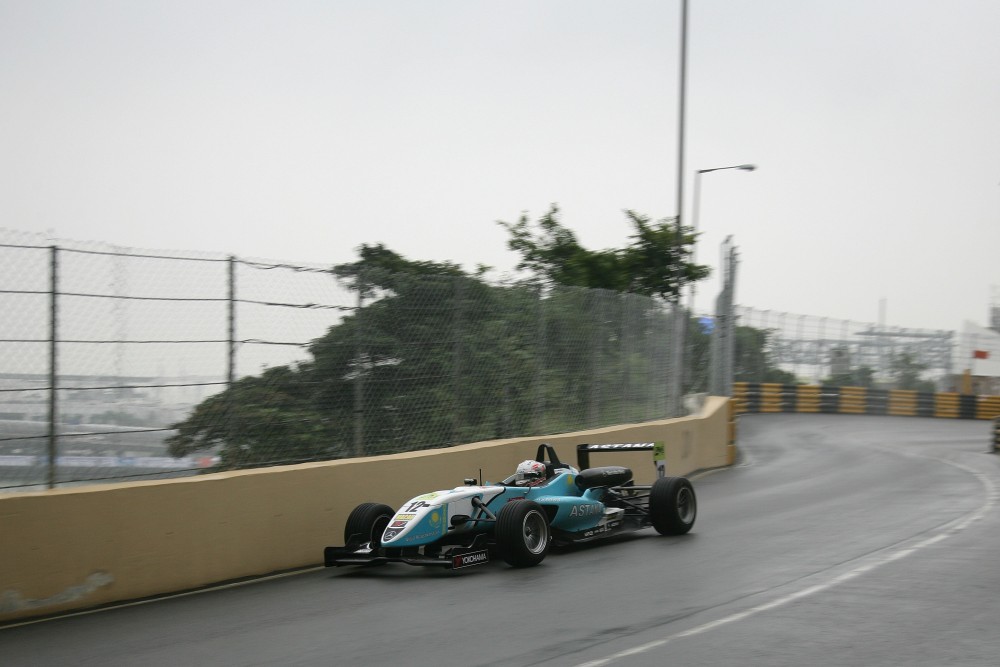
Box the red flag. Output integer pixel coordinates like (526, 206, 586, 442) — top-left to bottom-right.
(972, 350, 989, 360)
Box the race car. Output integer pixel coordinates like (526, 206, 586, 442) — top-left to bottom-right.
(324, 444, 696, 569)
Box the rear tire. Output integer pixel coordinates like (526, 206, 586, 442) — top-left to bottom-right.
(649, 477, 696, 535)
(344, 502, 394, 547)
(495, 500, 550, 567)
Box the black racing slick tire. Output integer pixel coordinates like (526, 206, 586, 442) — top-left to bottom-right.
(344, 502, 394, 547)
(649, 477, 697, 535)
(495, 500, 550, 567)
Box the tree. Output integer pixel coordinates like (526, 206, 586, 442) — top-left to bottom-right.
(166, 366, 341, 468)
(733, 326, 797, 385)
(167, 222, 713, 471)
(169, 244, 668, 468)
(890, 351, 934, 391)
(332, 243, 466, 295)
(621, 210, 711, 300)
(498, 204, 709, 299)
(825, 366, 875, 388)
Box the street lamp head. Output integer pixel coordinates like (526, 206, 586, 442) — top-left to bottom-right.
(698, 163, 758, 175)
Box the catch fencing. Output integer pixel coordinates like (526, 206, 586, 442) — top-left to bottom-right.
(733, 307, 957, 386)
(1, 231, 686, 489)
(1, 228, 995, 490)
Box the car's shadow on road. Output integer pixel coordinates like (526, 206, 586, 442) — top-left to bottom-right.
(326, 529, 697, 580)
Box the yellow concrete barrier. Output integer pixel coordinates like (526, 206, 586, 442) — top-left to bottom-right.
(796, 385, 821, 413)
(935, 393, 960, 418)
(0, 397, 732, 624)
(888, 390, 918, 417)
(839, 386, 867, 414)
(977, 396, 1000, 420)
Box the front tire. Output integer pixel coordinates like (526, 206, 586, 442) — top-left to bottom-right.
(649, 477, 696, 535)
(344, 502, 394, 547)
(495, 500, 550, 567)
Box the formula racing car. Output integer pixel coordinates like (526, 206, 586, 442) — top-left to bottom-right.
(324, 444, 696, 569)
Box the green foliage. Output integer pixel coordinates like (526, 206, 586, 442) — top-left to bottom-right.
(824, 366, 876, 388)
(332, 243, 465, 296)
(168, 244, 674, 470)
(166, 366, 345, 468)
(761, 367, 798, 384)
(733, 326, 797, 385)
(622, 210, 711, 299)
(890, 352, 930, 391)
(167, 226, 788, 471)
(498, 204, 709, 300)
(683, 315, 713, 393)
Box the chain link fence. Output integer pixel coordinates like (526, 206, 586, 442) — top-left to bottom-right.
(732, 306, 959, 389)
(1, 228, 994, 490)
(1, 231, 682, 490)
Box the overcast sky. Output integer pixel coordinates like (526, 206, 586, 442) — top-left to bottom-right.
(2, 0, 998, 332)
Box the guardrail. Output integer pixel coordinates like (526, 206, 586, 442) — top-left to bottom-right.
(732, 383, 1000, 420)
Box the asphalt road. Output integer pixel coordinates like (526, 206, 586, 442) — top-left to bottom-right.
(4, 414, 998, 666)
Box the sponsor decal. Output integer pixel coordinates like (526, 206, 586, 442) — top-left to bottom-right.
(570, 503, 601, 517)
(390, 521, 408, 528)
(406, 531, 439, 541)
(452, 550, 489, 569)
(586, 443, 655, 450)
(652, 441, 665, 460)
(383, 529, 399, 541)
(414, 492, 442, 500)
(582, 520, 622, 538)
(395, 514, 416, 521)
(404, 500, 430, 512)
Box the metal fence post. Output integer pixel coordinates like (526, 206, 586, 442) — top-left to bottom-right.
(668, 300, 685, 416)
(724, 245, 739, 396)
(227, 255, 236, 387)
(452, 276, 463, 444)
(588, 292, 600, 427)
(710, 237, 738, 397)
(352, 271, 365, 458)
(47, 245, 59, 489)
(534, 287, 546, 434)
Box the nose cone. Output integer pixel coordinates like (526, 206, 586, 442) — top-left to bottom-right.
(381, 506, 447, 546)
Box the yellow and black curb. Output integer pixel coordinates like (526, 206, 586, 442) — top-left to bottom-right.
(733, 382, 1000, 421)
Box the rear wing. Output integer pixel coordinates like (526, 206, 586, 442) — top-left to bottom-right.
(576, 442, 665, 477)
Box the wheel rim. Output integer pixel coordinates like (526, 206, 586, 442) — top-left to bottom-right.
(522, 511, 548, 554)
(676, 487, 695, 524)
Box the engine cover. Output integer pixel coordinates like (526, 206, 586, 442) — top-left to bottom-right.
(575, 466, 633, 489)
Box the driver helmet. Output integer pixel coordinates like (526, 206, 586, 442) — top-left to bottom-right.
(514, 459, 547, 486)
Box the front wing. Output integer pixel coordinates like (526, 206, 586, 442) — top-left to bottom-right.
(325, 533, 493, 570)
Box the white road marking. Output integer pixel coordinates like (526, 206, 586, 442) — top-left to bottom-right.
(575, 450, 997, 667)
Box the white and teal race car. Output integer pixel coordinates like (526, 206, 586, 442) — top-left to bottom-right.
(324, 444, 697, 569)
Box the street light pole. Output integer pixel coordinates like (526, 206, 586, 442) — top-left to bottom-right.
(667, 0, 690, 418)
(689, 164, 756, 314)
